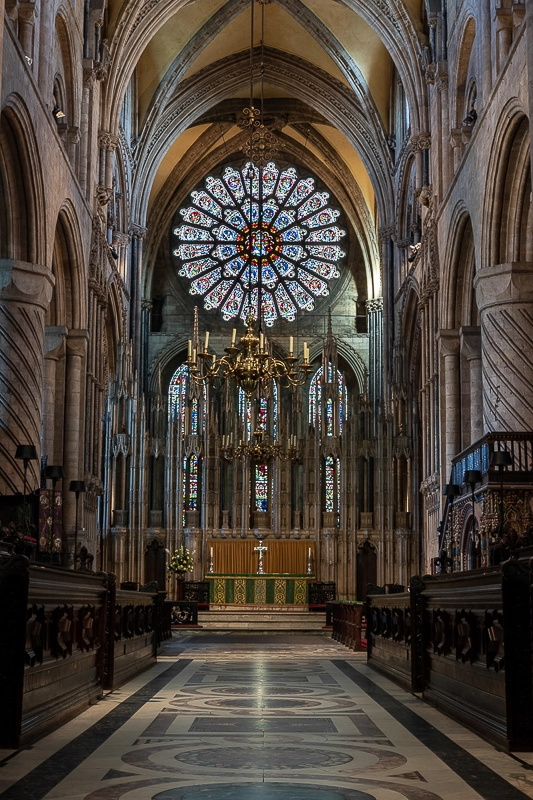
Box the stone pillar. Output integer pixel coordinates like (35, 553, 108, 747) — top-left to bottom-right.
(0, 259, 54, 493)
(63, 330, 88, 562)
(479, 0, 493, 103)
(438, 330, 461, 475)
(474, 263, 533, 431)
(18, 1, 37, 63)
(460, 326, 482, 442)
(527, 0, 533, 182)
(42, 326, 67, 464)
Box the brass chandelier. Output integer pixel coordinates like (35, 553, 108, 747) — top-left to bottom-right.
(185, 0, 312, 403)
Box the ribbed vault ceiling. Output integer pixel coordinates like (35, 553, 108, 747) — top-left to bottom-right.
(105, 0, 426, 304)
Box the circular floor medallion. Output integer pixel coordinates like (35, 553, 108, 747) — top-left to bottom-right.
(178, 746, 352, 770)
(154, 783, 375, 800)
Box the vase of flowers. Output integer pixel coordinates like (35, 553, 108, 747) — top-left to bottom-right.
(168, 545, 194, 600)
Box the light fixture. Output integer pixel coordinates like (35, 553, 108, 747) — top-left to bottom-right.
(45, 465, 64, 561)
(15, 444, 38, 538)
(185, 0, 312, 400)
(69, 480, 86, 569)
(188, 319, 312, 398)
(52, 105, 65, 119)
(221, 430, 298, 462)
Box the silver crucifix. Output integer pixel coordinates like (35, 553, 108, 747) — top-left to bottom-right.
(254, 539, 268, 574)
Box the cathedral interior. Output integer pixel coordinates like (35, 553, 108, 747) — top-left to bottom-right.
(1, 0, 533, 798)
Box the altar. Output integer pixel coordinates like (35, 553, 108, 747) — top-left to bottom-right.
(206, 539, 316, 607)
(207, 574, 315, 606)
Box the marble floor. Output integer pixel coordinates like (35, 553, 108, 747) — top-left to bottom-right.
(2, 632, 533, 800)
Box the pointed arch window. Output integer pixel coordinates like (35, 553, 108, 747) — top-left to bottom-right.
(309, 365, 346, 434)
(238, 383, 278, 441)
(169, 363, 206, 526)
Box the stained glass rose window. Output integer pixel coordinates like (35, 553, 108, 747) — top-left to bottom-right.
(172, 161, 346, 326)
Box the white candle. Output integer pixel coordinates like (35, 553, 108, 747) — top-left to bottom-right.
(259, 332, 264, 350)
(303, 342, 308, 361)
(289, 336, 293, 354)
(188, 339, 192, 359)
(231, 328, 237, 346)
(210, 547, 213, 557)
(308, 547, 311, 557)
(193, 348, 197, 363)
(204, 331, 210, 351)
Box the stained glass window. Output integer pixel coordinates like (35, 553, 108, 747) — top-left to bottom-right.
(325, 456, 335, 513)
(172, 162, 346, 326)
(239, 384, 278, 440)
(169, 363, 206, 527)
(309, 366, 346, 434)
(188, 455, 199, 510)
(169, 364, 207, 434)
(255, 464, 269, 512)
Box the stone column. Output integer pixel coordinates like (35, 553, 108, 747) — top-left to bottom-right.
(438, 330, 461, 476)
(63, 330, 89, 562)
(527, 0, 533, 182)
(460, 326, 482, 442)
(42, 326, 67, 464)
(18, 1, 37, 64)
(474, 263, 533, 431)
(129, 225, 147, 375)
(0, 259, 54, 493)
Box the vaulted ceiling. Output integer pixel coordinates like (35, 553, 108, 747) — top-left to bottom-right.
(104, 0, 426, 305)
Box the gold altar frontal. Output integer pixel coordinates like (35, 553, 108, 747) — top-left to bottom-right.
(206, 574, 315, 606)
(206, 540, 316, 606)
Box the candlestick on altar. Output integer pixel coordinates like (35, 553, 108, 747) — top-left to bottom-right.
(307, 546, 313, 575)
(208, 545, 214, 574)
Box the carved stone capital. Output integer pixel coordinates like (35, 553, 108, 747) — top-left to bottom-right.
(449, 128, 463, 148)
(129, 223, 147, 239)
(66, 329, 89, 358)
(474, 263, 533, 312)
(96, 185, 112, 206)
(366, 298, 383, 313)
(459, 325, 481, 361)
(378, 225, 395, 242)
(44, 325, 67, 357)
(0, 259, 54, 310)
(437, 329, 460, 358)
(411, 133, 431, 151)
(18, 1, 37, 23)
(98, 131, 119, 150)
(112, 232, 131, 248)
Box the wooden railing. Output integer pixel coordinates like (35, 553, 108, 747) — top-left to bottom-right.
(0, 551, 163, 748)
(330, 601, 364, 651)
(366, 562, 533, 751)
(450, 432, 533, 488)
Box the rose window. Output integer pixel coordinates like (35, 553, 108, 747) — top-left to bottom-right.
(172, 161, 346, 326)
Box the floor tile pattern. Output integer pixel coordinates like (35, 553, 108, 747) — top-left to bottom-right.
(1, 632, 533, 800)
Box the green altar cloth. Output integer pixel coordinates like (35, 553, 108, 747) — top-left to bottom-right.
(206, 574, 315, 605)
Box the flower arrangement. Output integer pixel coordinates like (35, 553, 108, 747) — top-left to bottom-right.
(168, 545, 194, 574)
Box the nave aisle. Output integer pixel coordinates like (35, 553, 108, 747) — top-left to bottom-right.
(1, 633, 533, 800)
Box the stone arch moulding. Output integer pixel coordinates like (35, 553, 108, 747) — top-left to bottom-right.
(440, 202, 475, 329)
(482, 99, 530, 269)
(452, 14, 476, 130)
(141, 128, 378, 309)
(131, 49, 394, 229)
(103, 0, 426, 137)
(0, 95, 47, 264)
(49, 202, 87, 331)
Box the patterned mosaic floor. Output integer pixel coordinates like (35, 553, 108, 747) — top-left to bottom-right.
(2, 632, 533, 800)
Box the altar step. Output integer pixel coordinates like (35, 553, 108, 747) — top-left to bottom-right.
(198, 609, 327, 631)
